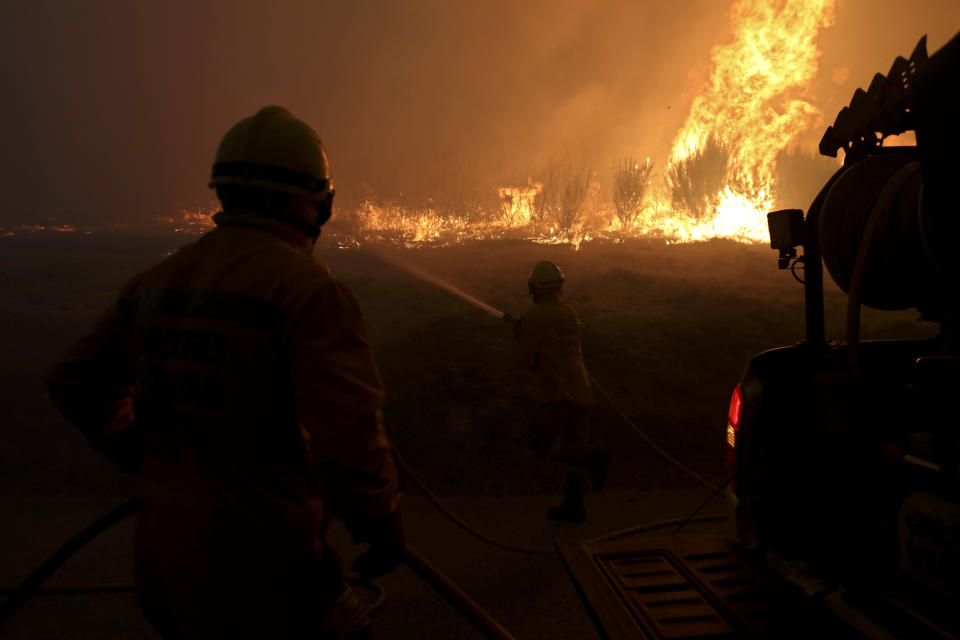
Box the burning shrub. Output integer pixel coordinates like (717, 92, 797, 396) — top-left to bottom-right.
(612, 157, 653, 229)
(498, 181, 542, 228)
(533, 157, 594, 238)
(666, 136, 732, 222)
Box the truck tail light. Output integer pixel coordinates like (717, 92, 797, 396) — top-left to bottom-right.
(726, 385, 743, 491)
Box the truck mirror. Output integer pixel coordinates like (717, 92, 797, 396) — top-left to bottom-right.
(767, 209, 805, 269)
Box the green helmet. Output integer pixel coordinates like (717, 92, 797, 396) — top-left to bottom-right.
(209, 106, 333, 201)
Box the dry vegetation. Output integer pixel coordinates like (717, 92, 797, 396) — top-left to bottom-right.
(218, 127, 852, 255)
(324, 142, 838, 247)
(665, 136, 736, 221)
(326, 155, 604, 244)
(612, 157, 654, 229)
(531, 157, 594, 237)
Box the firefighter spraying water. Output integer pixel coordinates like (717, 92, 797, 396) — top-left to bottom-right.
(371, 254, 612, 521)
(505, 261, 611, 522)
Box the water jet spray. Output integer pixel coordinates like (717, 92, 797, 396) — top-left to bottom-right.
(367, 249, 507, 319)
(364, 249, 721, 491)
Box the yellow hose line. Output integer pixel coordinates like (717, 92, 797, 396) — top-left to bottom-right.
(404, 545, 518, 640)
(0, 579, 387, 617)
(392, 447, 556, 554)
(394, 445, 727, 555)
(585, 513, 728, 544)
(589, 375, 720, 492)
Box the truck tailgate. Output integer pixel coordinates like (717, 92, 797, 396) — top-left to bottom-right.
(556, 534, 823, 639)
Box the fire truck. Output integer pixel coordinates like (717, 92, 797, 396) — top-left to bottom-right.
(559, 32, 960, 640)
(726, 31, 960, 638)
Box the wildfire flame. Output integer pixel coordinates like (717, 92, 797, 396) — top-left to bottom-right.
(0, 224, 77, 237)
(327, 0, 838, 249)
(657, 0, 837, 242)
(155, 206, 217, 234)
(0, 209, 216, 239)
(497, 182, 542, 228)
(4, 0, 837, 249)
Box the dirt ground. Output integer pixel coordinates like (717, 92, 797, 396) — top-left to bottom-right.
(0, 232, 933, 638)
(0, 232, 936, 499)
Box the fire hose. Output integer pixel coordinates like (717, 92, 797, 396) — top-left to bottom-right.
(0, 493, 511, 639)
(0, 443, 726, 639)
(1, 264, 728, 637)
(0, 495, 724, 640)
(0, 430, 727, 640)
(0, 364, 727, 638)
(588, 374, 720, 493)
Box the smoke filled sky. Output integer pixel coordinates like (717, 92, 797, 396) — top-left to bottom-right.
(1, 0, 958, 228)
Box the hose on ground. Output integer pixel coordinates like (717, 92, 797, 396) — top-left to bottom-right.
(2, 370, 727, 635)
(585, 513, 729, 544)
(0, 457, 727, 638)
(391, 447, 556, 555)
(0, 498, 388, 629)
(669, 474, 734, 535)
(589, 374, 721, 493)
(394, 445, 728, 555)
(404, 545, 518, 640)
(0, 498, 137, 631)
(0, 579, 386, 616)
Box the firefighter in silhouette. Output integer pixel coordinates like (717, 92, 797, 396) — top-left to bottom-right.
(47, 106, 402, 639)
(508, 261, 610, 522)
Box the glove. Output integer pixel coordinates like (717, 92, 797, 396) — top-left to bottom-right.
(348, 514, 405, 581)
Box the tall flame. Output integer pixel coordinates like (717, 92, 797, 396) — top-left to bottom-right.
(658, 0, 837, 242)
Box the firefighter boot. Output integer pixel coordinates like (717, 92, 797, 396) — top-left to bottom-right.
(548, 472, 587, 522)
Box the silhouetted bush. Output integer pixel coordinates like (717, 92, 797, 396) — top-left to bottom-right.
(612, 157, 653, 228)
(533, 157, 593, 236)
(666, 136, 731, 221)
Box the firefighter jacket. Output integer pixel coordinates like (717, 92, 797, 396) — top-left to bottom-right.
(517, 298, 594, 407)
(47, 212, 400, 637)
